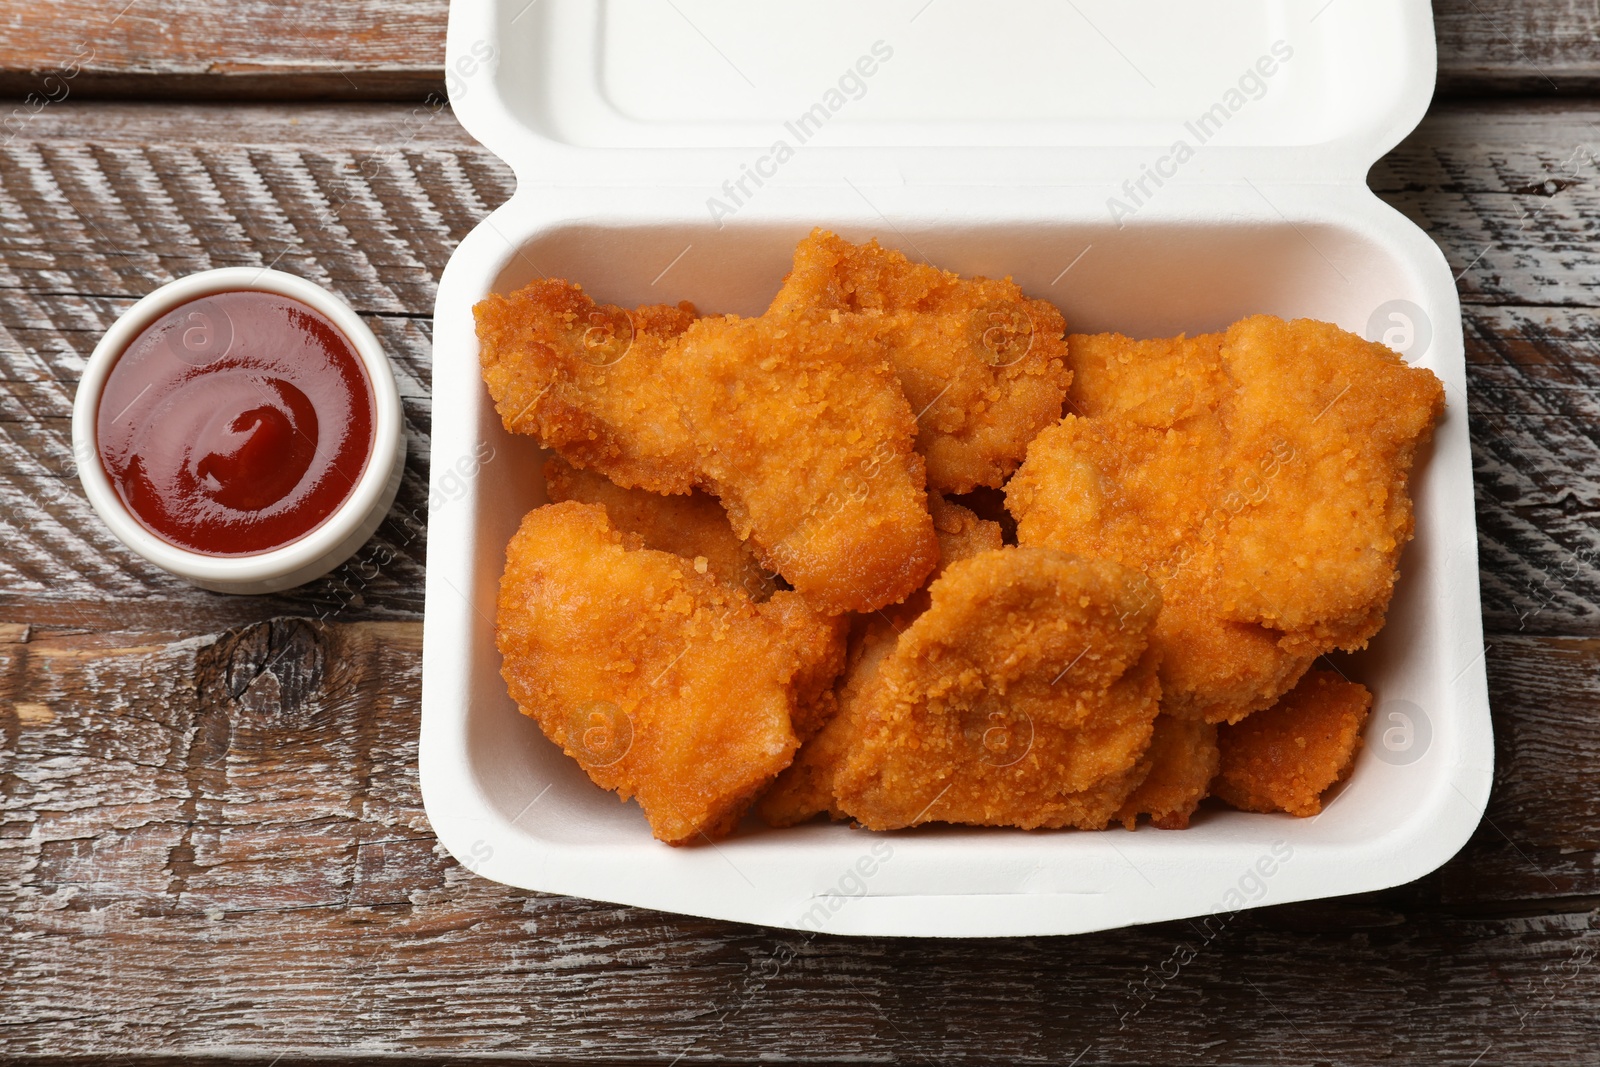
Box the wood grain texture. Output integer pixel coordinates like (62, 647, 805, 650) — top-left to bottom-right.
(1372, 100, 1600, 638)
(1, 97, 1599, 1062)
(1434, 0, 1600, 94)
(1, 621, 1596, 1062)
(0, 103, 512, 632)
(0, 0, 451, 101)
(1372, 100, 1600, 310)
(0, 0, 1597, 101)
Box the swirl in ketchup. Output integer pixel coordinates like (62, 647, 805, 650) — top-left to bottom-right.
(97, 290, 375, 556)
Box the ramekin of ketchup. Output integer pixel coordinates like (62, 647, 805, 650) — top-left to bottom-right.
(73, 269, 405, 594)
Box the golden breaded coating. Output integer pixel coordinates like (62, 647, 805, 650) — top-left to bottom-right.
(930, 493, 1005, 575)
(756, 611, 902, 827)
(756, 497, 1003, 827)
(543, 456, 776, 601)
(496, 501, 842, 844)
(483, 256, 1425, 845)
(666, 312, 937, 615)
(1009, 333, 1309, 722)
(1210, 316, 1447, 652)
(479, 278, 939, 616)
(822, 548, 1161, 831)
(768, 230, 1072, 494)
(891, 495, 1009, 622)
(476, 280, 700, 494)
(1117, 715, 1219, 830)
(1212, 670, 1372, 817)
(1009, 321, 1443, 724)
(949, 485, 1017, 544)
(1066, 328, 1228, 428)
(763, 590, 850, 741)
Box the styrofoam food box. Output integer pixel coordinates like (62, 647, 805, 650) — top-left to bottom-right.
(421, 0, 1492, 937)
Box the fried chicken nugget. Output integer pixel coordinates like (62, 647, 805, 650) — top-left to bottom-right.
(475, 280, 700, 494)
(929, 493, 1007, 579)
(1212, 670, 1372, 817)
(480, 278, 938, 616)
(806, 549, 1162, 831)
(543, 456, 777, 601)
(757, 497, 1003, 827)
(1211, 316, 1446, 652)
(764, 589, 850, 742)
(1117, 715, 1220, 830)
(665, 312, 937, 615)
(496, 501, 843, 844)
(1009, 332, 1309, 722)
(768, 230, 1072, 494)
(1009, 321, 1443, 724)
(949, 485, 1017, 544)
(754, 611, 903, 827)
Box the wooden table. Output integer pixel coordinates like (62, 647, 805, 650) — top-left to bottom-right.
(2, 3, 1597, 1063)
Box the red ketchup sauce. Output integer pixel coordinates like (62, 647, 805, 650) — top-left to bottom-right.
(97, 290, 375, 556)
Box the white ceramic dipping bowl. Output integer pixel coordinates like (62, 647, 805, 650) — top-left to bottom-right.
(72, 268, 405, 595)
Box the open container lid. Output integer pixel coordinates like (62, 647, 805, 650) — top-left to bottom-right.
(448, 0, 1436, 189)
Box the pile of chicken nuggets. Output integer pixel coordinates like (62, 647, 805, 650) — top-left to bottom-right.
(476, 229, 1445, 845)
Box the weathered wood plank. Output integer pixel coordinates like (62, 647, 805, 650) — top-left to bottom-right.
(0, 621, 1596, 1061)
(1373, 99, 1600, 311)
(1368, 101, 1600, 638)
(0, 0, 451, 101)
(0, 0, 1596, 102)
(1443, 635, 1600, 905)
(1460, 305, 1600, 638)
(0, 105, 515, 631)
(1434, 0, 1600, 94)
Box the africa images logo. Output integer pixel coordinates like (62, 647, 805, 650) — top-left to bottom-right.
(1106, 40, 1295, 227)
(706, 40, 895, 226)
